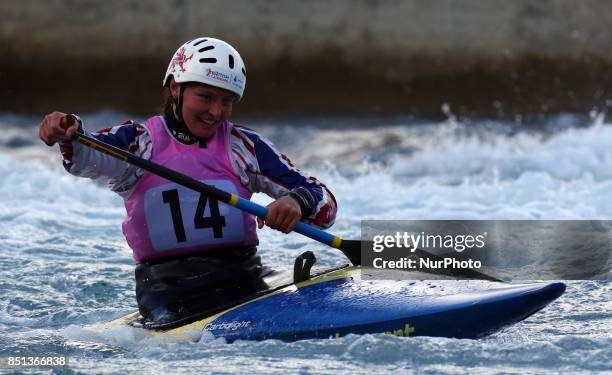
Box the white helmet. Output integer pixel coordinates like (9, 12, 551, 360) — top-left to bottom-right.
(163, 37, 246, 100)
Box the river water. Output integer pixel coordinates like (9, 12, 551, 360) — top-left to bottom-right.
(0, 110, 610, 374)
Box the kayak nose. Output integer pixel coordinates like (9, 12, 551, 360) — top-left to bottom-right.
(538, 282, 566, 303)
(466, 281, 567, 338)
(544, 283, 566, 299)
(424, 281, 568, 339)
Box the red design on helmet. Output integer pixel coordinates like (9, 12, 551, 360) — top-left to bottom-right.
(169, 47, 193, 73)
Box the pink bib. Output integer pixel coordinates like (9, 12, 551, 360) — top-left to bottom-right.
(122, 116, 258, 263)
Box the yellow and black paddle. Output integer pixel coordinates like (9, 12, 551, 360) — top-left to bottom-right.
(60, 114, 362, 264)
(59, 114, 501, 281)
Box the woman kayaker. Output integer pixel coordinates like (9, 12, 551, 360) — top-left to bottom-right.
(38, 37, 337, 326)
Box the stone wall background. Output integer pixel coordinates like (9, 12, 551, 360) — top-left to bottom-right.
(1, 0, 611, 116)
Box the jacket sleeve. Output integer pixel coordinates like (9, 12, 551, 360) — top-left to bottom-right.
(229, 124, 337, 229)
(59, 120, 152, 197)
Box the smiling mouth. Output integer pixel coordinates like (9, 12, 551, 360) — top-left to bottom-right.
(199, 118, 218, 127)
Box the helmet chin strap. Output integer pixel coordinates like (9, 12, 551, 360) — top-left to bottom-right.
(173, 84, 187, 123)
(168, 83, 203, 146)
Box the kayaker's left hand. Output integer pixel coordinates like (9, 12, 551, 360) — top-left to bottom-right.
(258, 196, 302, 233)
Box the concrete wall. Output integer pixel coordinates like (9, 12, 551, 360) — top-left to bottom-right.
(1, 0, 611, 116)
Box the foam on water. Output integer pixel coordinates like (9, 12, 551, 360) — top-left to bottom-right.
(0, 112, 610, 373)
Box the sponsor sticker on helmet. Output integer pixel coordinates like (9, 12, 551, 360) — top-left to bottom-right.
(205, 68, 231, 83)
(231, 74, 245, 90)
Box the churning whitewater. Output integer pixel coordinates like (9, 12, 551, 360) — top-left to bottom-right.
(0, 111, 610, 374)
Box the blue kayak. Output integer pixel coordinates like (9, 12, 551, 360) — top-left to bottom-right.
(101, 265, 565, 342)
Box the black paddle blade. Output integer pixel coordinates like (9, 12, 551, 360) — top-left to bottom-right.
(338, 240, 364, 266)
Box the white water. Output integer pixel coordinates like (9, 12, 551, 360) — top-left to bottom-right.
(0, 111, 610, 374)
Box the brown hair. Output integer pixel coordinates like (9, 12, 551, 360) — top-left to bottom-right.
(161, 87, 174, 116)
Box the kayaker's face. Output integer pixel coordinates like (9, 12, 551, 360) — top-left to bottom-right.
(170, 80, 236, 139)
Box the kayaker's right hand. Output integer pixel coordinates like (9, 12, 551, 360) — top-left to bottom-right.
(39, 111, 79, 146)
(258, 195, 302, 234)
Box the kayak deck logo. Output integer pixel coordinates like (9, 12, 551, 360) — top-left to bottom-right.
(204, 320, 251, 331)
(333, 323, 415, 338)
